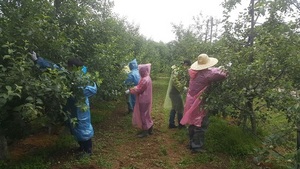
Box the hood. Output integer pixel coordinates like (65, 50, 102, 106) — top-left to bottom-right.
(139, 64, 151, 77)
(129, 59, 138, 70)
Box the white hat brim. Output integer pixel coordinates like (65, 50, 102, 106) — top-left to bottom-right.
(190, 58, 218, 70)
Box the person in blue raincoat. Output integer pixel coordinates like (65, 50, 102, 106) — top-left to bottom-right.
(64, 58, 97, 155)
(30, 51, 63, 70)
(30, 52, 97, 155)
(124, 59, 140, 113)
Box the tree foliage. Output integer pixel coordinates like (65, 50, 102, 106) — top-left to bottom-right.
(205, 0, 299, 166)
(1, 0, 299, 166)
(0, 0, 171, 160)
(170, 0, 299, 166)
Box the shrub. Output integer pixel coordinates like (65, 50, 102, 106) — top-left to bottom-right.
(206, 116, 259, 156)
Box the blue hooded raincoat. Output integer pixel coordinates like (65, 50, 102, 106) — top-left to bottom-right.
(35, 57, 97, 141)
(124, 59, 140, 111)
(65, 83, 97, 141)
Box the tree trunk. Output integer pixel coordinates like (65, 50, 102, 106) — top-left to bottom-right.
(54, 0, 62, 17)
(248, 0, 255, 62)
(248, 104, 257, 134)
(0, 135, 8, 160)
(248, 0, 257, 134)
(204, 19, 210, 43)
(249, 112, 257, 134)
(246, 96, 257, 134)
(210, 17, 213, 43)
(238, 111, 247, 128)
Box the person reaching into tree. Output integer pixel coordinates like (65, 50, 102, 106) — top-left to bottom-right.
(64, 58, 97, 156)
(30, 51, 97, 156)
(30, 51, 62, 70)
(180, 53, 228, 153)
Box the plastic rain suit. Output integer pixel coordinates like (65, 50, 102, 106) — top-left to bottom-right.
(163, 65, 189, 127)
(35, 56, 62, 70)
(65, 83, 97, 141)
(130, 64, 153, 130)
(124, 59, 141, 112)
(180, 67, 227, 127)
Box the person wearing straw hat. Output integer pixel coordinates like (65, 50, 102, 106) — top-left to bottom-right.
(180, 53, 228, 153)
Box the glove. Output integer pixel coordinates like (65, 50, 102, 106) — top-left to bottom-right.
(226, 62, 232, 67)
(218, 66, 228, 74)
(30, 51, 38, 61)
(183, 87, 188, 92)
(125, 89, 130, 94)
(218, 66, 225, 70)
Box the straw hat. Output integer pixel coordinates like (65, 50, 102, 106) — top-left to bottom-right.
(190, 54, 218, 70)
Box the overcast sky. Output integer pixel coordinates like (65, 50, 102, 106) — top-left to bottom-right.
(112, 0, 227, 43)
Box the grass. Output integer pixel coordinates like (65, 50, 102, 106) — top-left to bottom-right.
(206, 116, 259, 156)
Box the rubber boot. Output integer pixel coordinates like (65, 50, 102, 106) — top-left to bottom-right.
(190, 127, 206, 153)
(137, 130, 149, 138)
(178, 113, 185, 129)
(188, 125, 195, 149)
(168, 109, 177, 128)
(178, 124, 186, 129)
(148, 125, 153, 135)
(127, 102, 133, 114)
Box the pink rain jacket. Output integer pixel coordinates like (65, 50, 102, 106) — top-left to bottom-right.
(130, 64, 153, 130)
(180, 67, 227, 127)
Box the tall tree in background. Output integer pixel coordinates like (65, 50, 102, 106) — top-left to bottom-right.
(192, 13, 221, 43)
(170, 12, 223, 65)
(205, 0, 299, 166)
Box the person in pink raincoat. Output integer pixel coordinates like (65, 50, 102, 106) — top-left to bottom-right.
(180, 54, 228, 153)
(129, 63, 154, 138)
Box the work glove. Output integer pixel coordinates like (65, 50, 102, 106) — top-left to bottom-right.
(218, 66, 229, 75)
(125, 89, 130, 94)
(183, 87, 188, 92)
(30, 51, 38, 61)
(218, 66, 225, 70)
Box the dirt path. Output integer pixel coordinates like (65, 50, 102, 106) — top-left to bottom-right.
(93, 77, 185, 168)
(90, 77, 214, 169)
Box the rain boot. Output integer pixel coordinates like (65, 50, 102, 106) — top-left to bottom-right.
(168, 109, 177, 128)
(148, 125, 153, 135)
(127, 102, 132, 114)
(178, 124, 186, 129)
(177, 112, 185, 129)
(137, 130, 149, 138)
(190, 127, 207, 153)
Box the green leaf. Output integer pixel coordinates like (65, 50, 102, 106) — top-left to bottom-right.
(26, 96, 33, 101)
(5, 86, 12, 91)
(8, 49, 14, 54)
(3, 55, 10, 59)
(36, 98, 43, 104)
